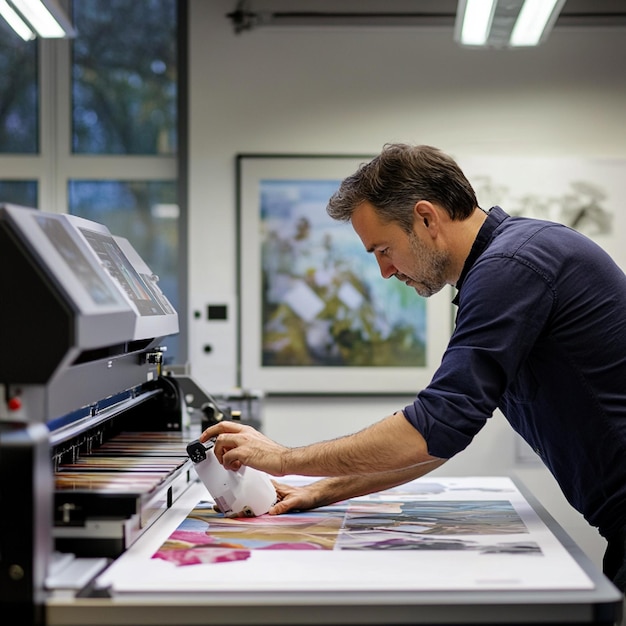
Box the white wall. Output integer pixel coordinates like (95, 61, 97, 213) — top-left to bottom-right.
(187, 0, 626, 569)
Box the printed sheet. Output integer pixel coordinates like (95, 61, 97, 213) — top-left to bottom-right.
(95, 476, 594, 593)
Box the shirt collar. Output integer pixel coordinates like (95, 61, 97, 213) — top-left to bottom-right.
(452, 206, 509, 306)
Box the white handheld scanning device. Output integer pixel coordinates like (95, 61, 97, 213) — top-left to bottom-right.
(186, 438, 277, 518)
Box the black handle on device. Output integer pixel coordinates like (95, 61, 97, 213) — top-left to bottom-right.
(186, 439, 208, 464)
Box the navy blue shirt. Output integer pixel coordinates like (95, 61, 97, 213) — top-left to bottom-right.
(403, 206, 626, 538)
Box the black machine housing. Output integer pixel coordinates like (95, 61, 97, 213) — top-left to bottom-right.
(0, 204, 190, 625)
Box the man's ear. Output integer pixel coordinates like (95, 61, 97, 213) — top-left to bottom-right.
(414, 200, 438, 235)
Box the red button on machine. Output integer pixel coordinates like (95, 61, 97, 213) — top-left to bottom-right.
(7, 397, 22, 411)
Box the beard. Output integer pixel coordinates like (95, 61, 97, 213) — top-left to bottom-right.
(398, 231, 450, 298)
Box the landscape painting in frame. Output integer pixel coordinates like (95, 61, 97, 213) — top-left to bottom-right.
(236, 155, 453, 394)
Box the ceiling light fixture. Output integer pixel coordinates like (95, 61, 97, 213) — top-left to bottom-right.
(0, 0, 75, 40)
(0, 0, 34, 40)
(458, 0, 496, 46)
(455, 0, 566, 48)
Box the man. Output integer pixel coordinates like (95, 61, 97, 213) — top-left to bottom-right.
(201, 144, 626, 591)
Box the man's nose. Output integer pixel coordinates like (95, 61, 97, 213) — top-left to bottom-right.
(375, 254, 396, 279)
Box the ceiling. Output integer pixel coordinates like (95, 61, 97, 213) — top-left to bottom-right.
(227, 0, 626, 33)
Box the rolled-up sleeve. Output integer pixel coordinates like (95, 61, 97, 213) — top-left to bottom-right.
(403, 254, 554, 459)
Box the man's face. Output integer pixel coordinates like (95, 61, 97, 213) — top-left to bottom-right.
(351, 201, 450, 298)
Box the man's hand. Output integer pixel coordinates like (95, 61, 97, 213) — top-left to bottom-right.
(199, 421, 288, 475)
(268, 480, 328, 515)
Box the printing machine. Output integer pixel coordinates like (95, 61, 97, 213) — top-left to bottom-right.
(0, 203, 201, 625)
(1, 203, 622, 626)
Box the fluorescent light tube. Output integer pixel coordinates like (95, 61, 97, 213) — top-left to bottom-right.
(9, 0, 75, 38)
(0, 0, 35, 40)
(510, 0, 564, 46)
(458, 0, 497, 46)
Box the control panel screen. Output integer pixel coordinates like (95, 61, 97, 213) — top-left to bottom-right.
(36, 214, 119, 306)
(79, 227, 169, 316)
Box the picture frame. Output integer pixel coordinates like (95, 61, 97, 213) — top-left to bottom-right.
(236, 154, 454, 395)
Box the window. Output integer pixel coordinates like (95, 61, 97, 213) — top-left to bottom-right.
(0, 180, 38, 206)
(0, 22, 38, 154)
(71, 0, 177, 155)
(0, 0, 186, 365)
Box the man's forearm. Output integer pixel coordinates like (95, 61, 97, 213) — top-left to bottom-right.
(299, 458, 448, 508)
(201, 410, 438, 479)
(281, 411, 435, 477)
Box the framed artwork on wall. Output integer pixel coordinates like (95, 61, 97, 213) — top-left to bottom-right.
(236, 154, 454, 395)
(457, 155, 623, 266)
